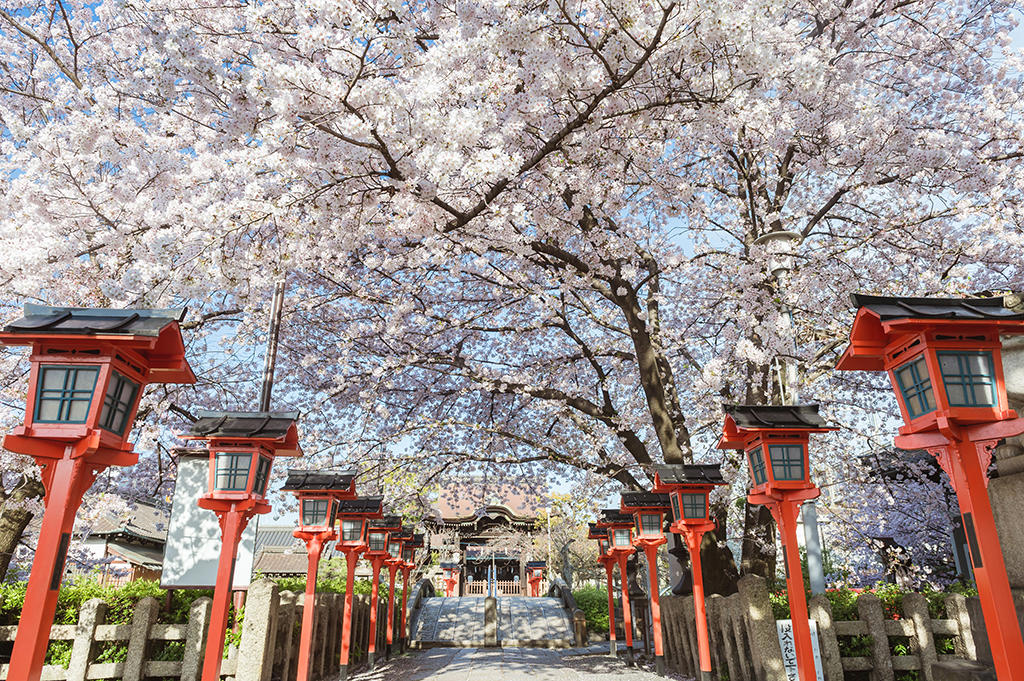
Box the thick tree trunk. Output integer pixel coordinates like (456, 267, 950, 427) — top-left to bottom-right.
(0, 475, 44, 582)
(740, 503, 777, 580)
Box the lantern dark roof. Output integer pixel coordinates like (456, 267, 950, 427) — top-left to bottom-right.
(849, 293, 1024, 322)
(652, 464, 726, 485)
(723, 404, 826, 429)
(3, 303, 187, 336)
(367, 515, 402, 530)
(280, 469, 356, 492)
(336, 497, 383, 514)
(409, 533, 425, 548)
(187, 410, 300, 439)
(391, 529, 414, 541)
(525, 561, 546, 568)
(620, 492, 671, 509)
(599, 509, 633, 524)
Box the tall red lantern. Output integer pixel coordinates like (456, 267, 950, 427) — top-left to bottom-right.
(1, 305, 195, 681)
(180, 410, 302, 681)
(281, 469, 357, 681)
(441, 562, 460, 597)
(588, 522, 619, 658)
(620, 492, 671, 676)
(600, 508, 638, 666)
(363, 515, 402, 668)
(837, 293, 1024, 678)
(399, 534, 423, 652)
(718, 404, 835, 681)
(384, 529, 412, 659)
(525, 560, 546, 597)
(334, 496, 383, 680)
(652, 464, 727, 681)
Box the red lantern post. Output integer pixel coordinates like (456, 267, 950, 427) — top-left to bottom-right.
(180, 411, 302, 681)
(441, 563, 459, 597)
(334, 497, 383, 680)
(837, 293, 1024, 679)
(525, 561, 546, 597)
(363, 515, 402, 668)
(601, 509, 638, 666)
(717, 404, 835, 681)
(652, 464, 728, 681)
(588, 523, 618, 658)
(398, 534, 423, 653)
(384, 530, 412, 659)
(620, 492, 671, 676)
(281, 470, 358, 681)
(0, 305, 195, 681)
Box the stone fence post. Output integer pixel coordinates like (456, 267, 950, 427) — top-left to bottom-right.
(737, 574, 786, 680)
(180, 596, 212, 681)
(123, 597, 159, 681)
(857, 593, 895, 681)
(235, 579, 280, 681)
(67, 598, 107, 681)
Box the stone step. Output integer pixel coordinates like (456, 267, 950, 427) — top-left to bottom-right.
(411, 596, 574, 647)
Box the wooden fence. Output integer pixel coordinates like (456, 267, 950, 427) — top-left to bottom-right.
(0, 579, 399, 681)
(660, 574, 979, 681)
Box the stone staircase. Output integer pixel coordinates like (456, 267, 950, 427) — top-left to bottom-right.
(410, 596, 575, 648)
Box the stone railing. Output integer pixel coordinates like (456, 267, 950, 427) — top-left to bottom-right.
(547, 578, 587, 647)
(0, 579, 397, 681)
(660, 575, 980, 681)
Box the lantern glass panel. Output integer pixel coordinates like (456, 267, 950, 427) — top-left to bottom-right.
(748, 447, 768, 486)
(252, 457, 271, 496)
(681, 493, 707, 519)
(670, 494, 681, 522)
(768, 444, 805, 481)
(894, 355, 936, 419)
(340, 518, 364, 542)
(388, 541, 400, 556)
(98, 371, 139, 435)
(639, 512, 663, 537)
(215, 452, 252, 491)
(368, 531, 387, 552)
(35, 365, 99, 423)
(938, 351, 996, 407)
(598, 538, 608, 554)
(612, 528, 631, 547)
(302, 498, 330, 526)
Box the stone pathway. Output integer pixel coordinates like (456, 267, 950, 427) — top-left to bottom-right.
(351, 647, 689, 681)
(411, 597, 573, 645)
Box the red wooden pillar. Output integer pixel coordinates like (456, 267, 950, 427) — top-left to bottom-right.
(366, 556, 386, 668)
(384, 562, 399, 658)
(399, 567, 411, 652)
(7, 454, 97, 681)
(295, 534, 326, 681)
(769, 497, 816, 681)
(640, 543, 666, 675)
(338, 548, 361, 680)
(683, 528, 713, 681)
(602, 559, 618, 658)
(201, 509, 249, 681)
(615, 553, 635, 666)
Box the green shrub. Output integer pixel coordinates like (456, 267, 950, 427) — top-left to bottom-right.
(572, 586, 609, 633)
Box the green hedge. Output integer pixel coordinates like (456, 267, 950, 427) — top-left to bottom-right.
(572, 586, 609, 633)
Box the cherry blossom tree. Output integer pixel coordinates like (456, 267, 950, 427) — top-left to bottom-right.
(0, 0, 1022, 586)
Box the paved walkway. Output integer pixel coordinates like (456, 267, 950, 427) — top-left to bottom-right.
(351, 647, 687, 681)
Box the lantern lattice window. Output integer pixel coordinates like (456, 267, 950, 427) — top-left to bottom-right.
(35, 365, 98, 423)
(368, 532, 387, 552)
(215, 452, 252, 491)
(341, 518, 363, 542)
(894, 355, 936, 418)
(612, 528, 631, 547)
(640, 513, 662, 535)
(681, 493, 706, 519)
(99, 372, 139, 435)
(938, 351, 996, 407)
(670, 494, 681, 521)
(302, 499, 330, 526)
(768, 445, 805, 481)
(252, 457, 271, 495)
(749, 447, 768, 485)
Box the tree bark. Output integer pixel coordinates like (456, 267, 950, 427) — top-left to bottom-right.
(0, 474, 44, 582)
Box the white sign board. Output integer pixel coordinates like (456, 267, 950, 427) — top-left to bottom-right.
(776, 619, 824, 681)
(161, 455, 257, 589)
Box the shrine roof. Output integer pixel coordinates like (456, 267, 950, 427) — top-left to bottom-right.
(3, 303, 187, 337)
(722, 404, 826, 429)
(850, 293, 1024, 322)
(651, 464, 725, 485)
(280, 469, 356, 492)
(186, 410, 300, 439)
(620, 492, 671, 509)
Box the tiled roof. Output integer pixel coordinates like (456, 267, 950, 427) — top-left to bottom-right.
(186, 410, 300, 439)
(850, 293, 1024, 322)
(525, 561, 546, 568)
(280, 469, 356, 492)
(652, 464, 726, 485)
(434, 476, 542, 520)
(337, 497, 383, 514)
(90, 503, 168, 543)
(620, 492, 671, 509)
(4, 303, 186, 337)
(106, 541, 164, 569)
(253, 548, 308, 576)
(723, 404, 826, 429)
(254, 526, 302, 554)
(368, 515, 403, 531)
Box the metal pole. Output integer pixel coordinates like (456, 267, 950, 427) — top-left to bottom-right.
(802, 502, 826, 595)
(259, 280, 286, 412)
